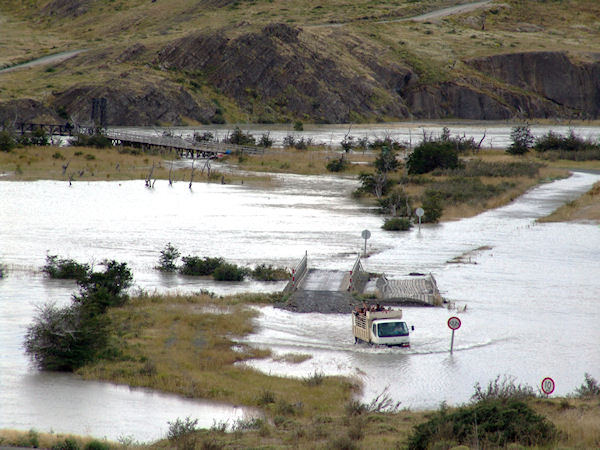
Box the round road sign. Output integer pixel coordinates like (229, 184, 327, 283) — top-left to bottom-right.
(415, 207, 425, 218)
(447, 316, 461, 330)
(361, 229, 371, 240)
(541, 377, 555, 395)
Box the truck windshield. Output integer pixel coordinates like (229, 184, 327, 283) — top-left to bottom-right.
(378, 322, 409, 337)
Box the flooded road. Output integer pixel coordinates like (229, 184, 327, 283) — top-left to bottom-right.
(1, 170, 599, 438)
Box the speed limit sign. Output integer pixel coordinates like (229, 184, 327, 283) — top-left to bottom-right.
(447, 317, 461, 330)
(541, 377, 555, 395)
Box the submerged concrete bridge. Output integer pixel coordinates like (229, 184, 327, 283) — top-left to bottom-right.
(281, 252, 442, 313)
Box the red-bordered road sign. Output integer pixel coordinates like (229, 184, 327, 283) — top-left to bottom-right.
(447, 316, 461, 330)
(541, 377, 555, 395)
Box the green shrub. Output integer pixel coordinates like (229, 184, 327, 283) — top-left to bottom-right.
(167, 416, 199, 440)
(251, 264, 290, 281)
(73, 260, 133, 314)
(574, 373, 600, 398)
(52, 437, 80, 450)
(73, 132, 112, 148)
(180, 256, 224, 276)
(439, 160, 541, 178)
(52, 151, 65, 160)
(534, 130, 600, 153)
(407, 399, 557, 450)
(421, 191, 443, 223)
(382, 217, 412, 231)
(156, 242, 180, 272)
(226, 127, 255, 145)
(84, 440, 110, 450)
(213, 262, 247, 281)
(326, 157, 348, 172)
(0, 130, 17, 151)
(506, 125, 534, 155)
(378, 188, 412, 216)
(427, 177, 512, 205)
(471, 375, 536, 402)
(407, 140, 460, 174)
(42, 254, 90, 280)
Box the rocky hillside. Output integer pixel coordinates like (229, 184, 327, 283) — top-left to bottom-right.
(1, 0, 599, 126)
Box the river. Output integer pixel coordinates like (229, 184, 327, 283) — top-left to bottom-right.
(1, 170, 599, 441)
(113, 122, 600, 149)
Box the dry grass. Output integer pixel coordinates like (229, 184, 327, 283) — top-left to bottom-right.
(0, 145, 273, 186)
(539, 181, 600, 223)
(0, 429, 115, 449)
(228, 147, 375, 176)
(78, 292, 356, 416)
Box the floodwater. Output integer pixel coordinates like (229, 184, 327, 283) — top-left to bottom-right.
(1, 170, 599, 439)
(114, 122, 600, 150)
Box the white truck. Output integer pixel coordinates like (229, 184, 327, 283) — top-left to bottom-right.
(352, 308, 412, 347)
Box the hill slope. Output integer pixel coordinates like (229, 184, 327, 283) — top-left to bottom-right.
(1, 0, 599, 126)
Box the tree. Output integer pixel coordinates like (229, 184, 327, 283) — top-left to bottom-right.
(421, 190, 443, 223)
(359, 146, 401, 199)
(378, 188, 412, 217)
(157, 242, 180, 272)
(406, 141, 460, 174)
(25, 260, 133, 371)
(506, 125, 534, 155)
(0, 130, 16, 152)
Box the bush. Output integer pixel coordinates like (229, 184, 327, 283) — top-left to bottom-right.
(534, 130, 599, 153)
(574, 373, 600, 398)
(471, 375, 536, 402)
(506, 125, 534, 155)
(213, 262, 248, 281)
(180, 256, 224, 276)
(251, 264, 289, 281)
(326, 157, 348, 172)
(26, 260, 132, 371)
(382, 217, 412, 231)
(73, 132, 112, 148)
(0, 129, 17, 151)
(156, 242, 180, 272)
(226, 127, 255, 146)
(42, 254, 90, 280)
(439, 160, 541, 178)
(427, 177, 512, 205)
(52, 437, 80, 450)
(407, 399, 557, 450)
(407, 140, 460, 174)
(258, 132, 273, 148)
(73, 260, 133, 314)
(421, 191, 443, 223)
(378, 188, 412, 217)
(167, 416, 199, 441)
(84, 440, 110, 450)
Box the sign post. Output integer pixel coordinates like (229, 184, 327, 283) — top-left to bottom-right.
(415, 207, 424, 230)
(447, 316, 461, 354)
(361, 229, 371, 257)
(541, 377, 555, 397)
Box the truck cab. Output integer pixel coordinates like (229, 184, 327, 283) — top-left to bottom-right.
(352, 308, 412, 347)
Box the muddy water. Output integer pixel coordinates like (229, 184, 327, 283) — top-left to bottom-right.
(1, 171, 599, 438)
(240, 172, 600, 408)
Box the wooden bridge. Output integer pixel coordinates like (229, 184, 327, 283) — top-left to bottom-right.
(105, 130, 265, 158)
(281, 252, 442, 313)
(4, 122, 266, 157)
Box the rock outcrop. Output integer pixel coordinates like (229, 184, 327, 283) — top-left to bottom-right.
(466, 52, 600, 119)
(0, 99, 62, 125)
(52, 79, 218, 126)
(155, 24, 410, 123)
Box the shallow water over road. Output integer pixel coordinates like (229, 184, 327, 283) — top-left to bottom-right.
(1, 171, 599, 438)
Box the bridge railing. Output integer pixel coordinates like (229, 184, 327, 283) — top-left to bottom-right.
(348, 254, 369, 292)
(283, 251, 308, 294)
